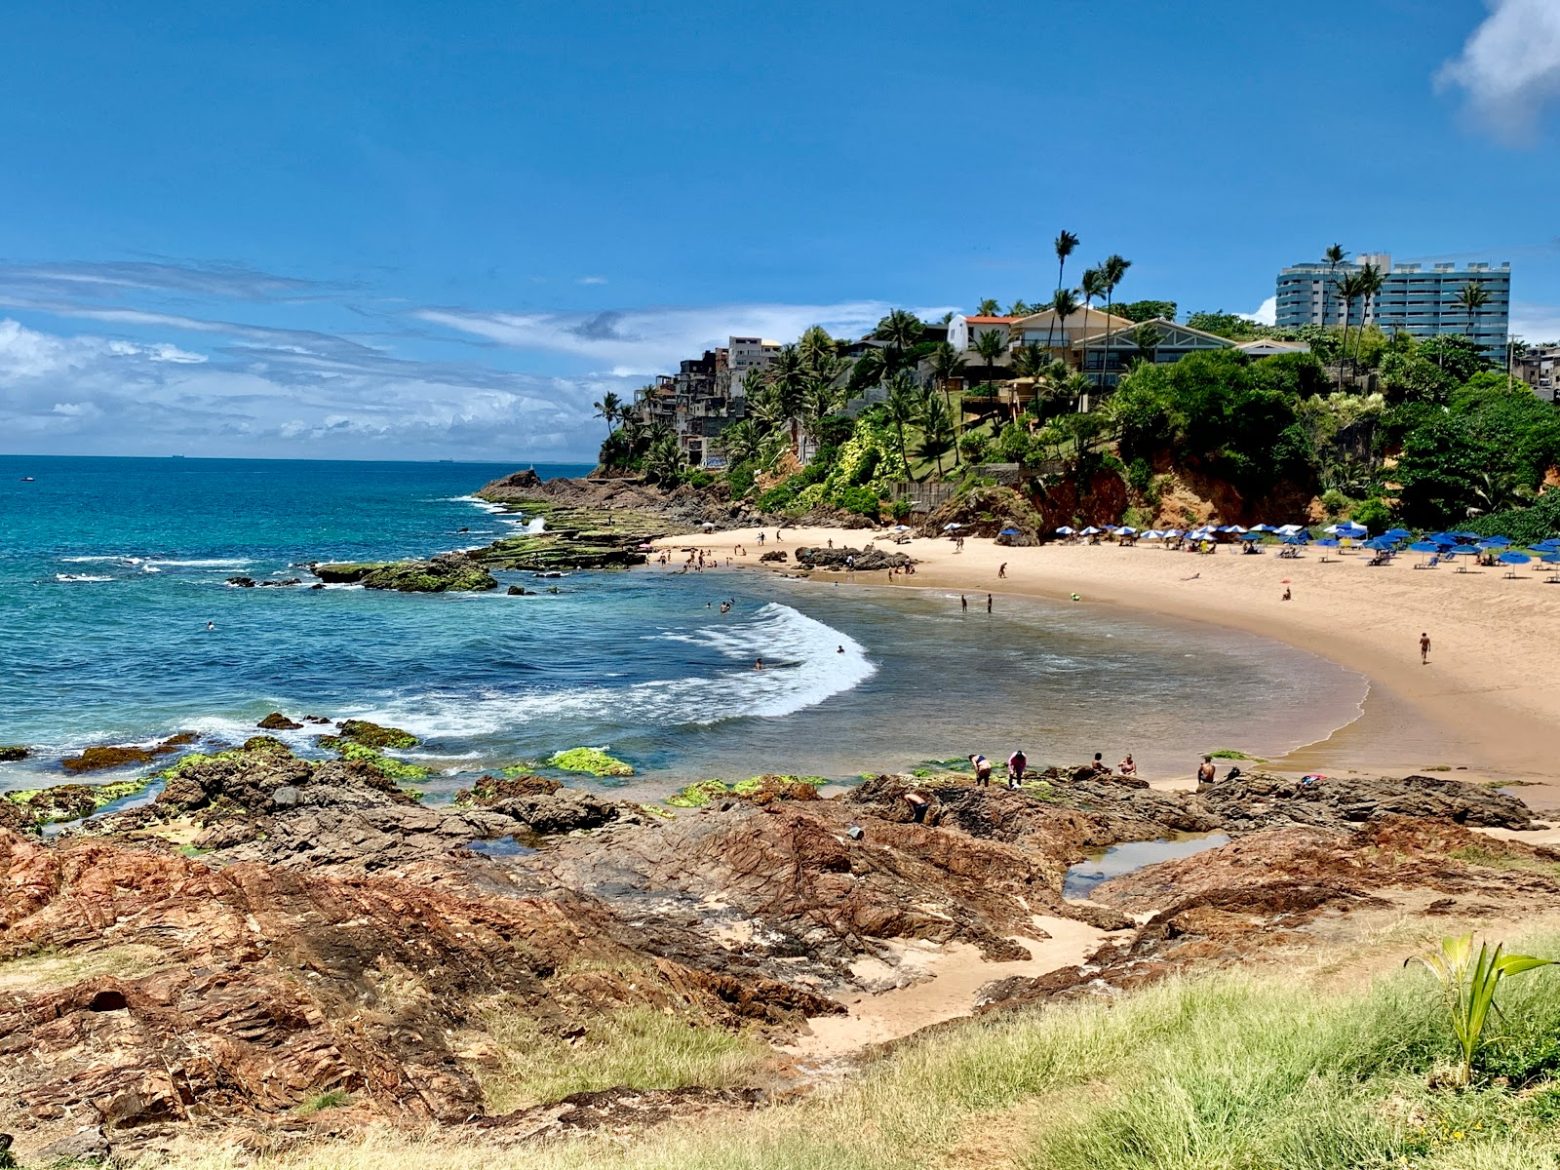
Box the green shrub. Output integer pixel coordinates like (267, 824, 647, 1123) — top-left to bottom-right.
(1353, 495, 1392, 530)
(725, 461, 756, 501)
(1127, 456, 1155, 495)
(1320, 487, 1349, 517)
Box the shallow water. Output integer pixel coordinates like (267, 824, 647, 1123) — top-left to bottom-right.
(1063, 832, 1233, 899)
(0, 456, 1369, 793)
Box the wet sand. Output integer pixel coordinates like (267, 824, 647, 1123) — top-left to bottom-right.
(656, 527, 1560, 805)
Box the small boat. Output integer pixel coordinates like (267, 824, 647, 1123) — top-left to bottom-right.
(20, 476, 34, 482)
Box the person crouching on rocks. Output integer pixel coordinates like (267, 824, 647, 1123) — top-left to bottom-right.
(1006, 749, 1027, 789)
(969, 753, 992, 786)
(904, 790, 931, 824)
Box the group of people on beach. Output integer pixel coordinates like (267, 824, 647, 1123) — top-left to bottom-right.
(966, 748, 1137, 789)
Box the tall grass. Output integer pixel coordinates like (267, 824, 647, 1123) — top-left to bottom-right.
(130, 937, 1560, 1170)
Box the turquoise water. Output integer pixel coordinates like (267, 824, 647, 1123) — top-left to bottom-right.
(0, 455, 1368, 794)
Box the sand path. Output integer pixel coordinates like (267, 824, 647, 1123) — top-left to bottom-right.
(783, 915, 1107, 1068)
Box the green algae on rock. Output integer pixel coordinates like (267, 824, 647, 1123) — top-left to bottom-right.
(320, 719, 419, 751)
(310, 554, 497, 592)
(540, 748, 635, 777)
(0, 745, 29, 762)
(2, 778, 155, 829)
(665, 775, 826, 808)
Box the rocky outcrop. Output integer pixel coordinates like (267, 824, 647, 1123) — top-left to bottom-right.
(0, 745, 29, 762)
(58, 733, 197, 774)
(1196, 769, 1537, 831)
(256, 712, 302, 731)
(309, 553, 497, 592)
(320, 719, 418, 751)
(794, 546, 913, 571)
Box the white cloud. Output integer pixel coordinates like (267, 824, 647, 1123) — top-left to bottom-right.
(0, 315, 619, 459)
(1511, 303, 1560, 342)
(576, 275, 609, 285)
(1238, 296, 1277, 326)
(418, 300, 952, 375)
(1437, 0, 1560, 144)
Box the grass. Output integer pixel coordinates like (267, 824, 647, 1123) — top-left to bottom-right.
(121, 935, 1560, 1170)
(0, 943, 166, 993)
(296, 1089, 352, 1116)
(1449, 845, 1560, 877)
(475, 1006, 772, 1114)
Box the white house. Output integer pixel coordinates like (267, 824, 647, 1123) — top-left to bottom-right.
(727, 335, 780, 397)
(946, 315, 1021, 364)
(1010, 306, 1137, 357)
(1235, 338, 1311, 358)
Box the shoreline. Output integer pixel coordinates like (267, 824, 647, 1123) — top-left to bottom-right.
(653, 526, 1560, 807)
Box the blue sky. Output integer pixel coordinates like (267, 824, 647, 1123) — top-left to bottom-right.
(2, 0, 1558, 461)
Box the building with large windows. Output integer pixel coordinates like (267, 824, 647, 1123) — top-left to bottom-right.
(1275, 253, 1510, 363)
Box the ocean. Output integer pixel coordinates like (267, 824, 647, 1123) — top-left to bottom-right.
(0, 455, 1367, 794)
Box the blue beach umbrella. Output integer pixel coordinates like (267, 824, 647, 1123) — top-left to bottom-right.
(1055, 526, 1075, 535)
(1408, 541, 1441, 554)
(1239, 532, 1262, 542)
(1541, 553, 1560, 564)
(1498, 551, 1531, 565)
(1482, 535, 1513, 547)
(1364, 537, 1396, 551)
(1116, 525, 1137, 535)
(1445, 545, 1479, 557)
(1000, 527, 1021, 536)
(1316, 537, 1339, 547)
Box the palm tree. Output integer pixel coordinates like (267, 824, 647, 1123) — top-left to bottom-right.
(1098, 254, 1132, 393)
(592, 391, 622, 439)
(1131, 322, 1165, 367)
(972, 326, 1008, 377)
(884, 371, 920, 478)
(1044, 287, 1080, 355)
(720, 418, 765, 467)
(1355, 262, 1385, 368)
(1008, 299, 1033, 317)
(1457, 280, 1491, 346)
(874, 309, 925, 374)
(1054, 230, 1080, 296)
(1078, 266, 1107, 382)
(916, 393, 955, 476)
(1323, 243, 1347, 327)
(797, 325, 837, 370)
(767, 343, 806, 417)
(977, 298, 1001, 317)
(642, 433, 683, 486)
(1334, 271, 1362, 390)
(928, 342, 967, 465)
(1011, 343, 1049, 378)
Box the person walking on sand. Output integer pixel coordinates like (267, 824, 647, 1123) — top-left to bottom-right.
(1197, 755, 1216, 784)
(1282, 585, 1292, 601)
(1006, 749, 1027, 789)
(969, 753, 992, 786)
(1420, 631, 1431, 665)
(998, 562, 1007, 579)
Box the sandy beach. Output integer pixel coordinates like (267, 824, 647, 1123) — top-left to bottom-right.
(655, 527, 1560, 802)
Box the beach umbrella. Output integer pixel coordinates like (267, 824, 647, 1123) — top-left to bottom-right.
(1164, 528, 1183, 538)
(1276, 524, 1306, 536)
(891, 524, 911, 532)
(1541, 553, 1560, 564)
(1280, 535, 1303, 545)
(1116, 525, 1137, 535)
(1081, 526, 1102, 535)
(942, 522, 962, 531)
(1316, 537, 1339, 547)
(1450, 531, 1482, 540)
(1239, 532, 1261, 542)
(1248, 523, 1273, 532)
(1499, 551, 1531, 565)
(1055, 526, 1075, 535)
(1482, 535, 1513, 547)
(1445, 545, 1478, 557)
(1144, 530, 1165, 539)
(1364, 537, 1396, 551)
(1408, 541, 1441, 554)
(1223, 524, 1247, 533)
(1000, 527, 1021, 536)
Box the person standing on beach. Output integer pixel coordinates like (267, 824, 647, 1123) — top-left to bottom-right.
(1420, 631, 1431, 664)
(1006, 749, 1027, 789)
(961, 594, 968, 612)
(986, 593, 993, 613)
